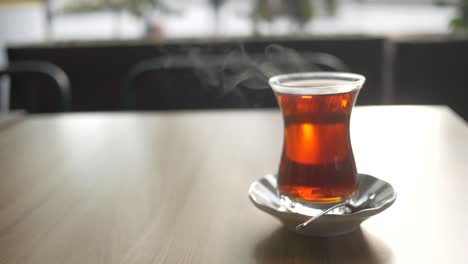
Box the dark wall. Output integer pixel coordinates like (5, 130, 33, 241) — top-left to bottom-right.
(7, 36, 385, 112)
(392, 38, 468, 119)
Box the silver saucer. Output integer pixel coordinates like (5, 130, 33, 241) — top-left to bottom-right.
(248, 174, 396, 237)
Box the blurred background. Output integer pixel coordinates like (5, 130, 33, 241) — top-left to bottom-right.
(1, 0, 467, 118)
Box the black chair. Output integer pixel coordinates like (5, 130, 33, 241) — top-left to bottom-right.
(1, 61, 71, 112)
(122, 52, 349, 110)
(123, 56, 216, 110)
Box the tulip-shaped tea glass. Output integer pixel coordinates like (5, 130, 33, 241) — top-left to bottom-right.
(269, 72, 365, 205)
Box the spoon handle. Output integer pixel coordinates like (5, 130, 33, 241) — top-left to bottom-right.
(295, 201, 347, 230)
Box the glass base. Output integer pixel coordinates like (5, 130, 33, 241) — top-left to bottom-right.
(279, 193, 353, 215)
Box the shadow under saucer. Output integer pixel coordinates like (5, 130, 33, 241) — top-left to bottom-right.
(254, 227, 393, 264)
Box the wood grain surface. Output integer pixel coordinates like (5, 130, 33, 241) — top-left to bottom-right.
(0, 106, 466, 264)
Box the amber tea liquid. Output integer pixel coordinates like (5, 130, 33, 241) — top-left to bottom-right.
(275, 80, 359, 203)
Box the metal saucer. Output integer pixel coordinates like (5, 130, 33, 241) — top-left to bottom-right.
(248, 174, 396, 237)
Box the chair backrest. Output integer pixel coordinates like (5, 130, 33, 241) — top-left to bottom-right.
(1, 61, 71, 112)
(122, 56, 223, 110)
(122, 52, 349, 110)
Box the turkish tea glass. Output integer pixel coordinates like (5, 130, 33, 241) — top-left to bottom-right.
(269, 72, 365, 205)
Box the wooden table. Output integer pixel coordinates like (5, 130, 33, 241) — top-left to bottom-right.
(0, 106, 467, 264)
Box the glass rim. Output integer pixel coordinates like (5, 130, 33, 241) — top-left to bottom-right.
(268, 72, 366, 95)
